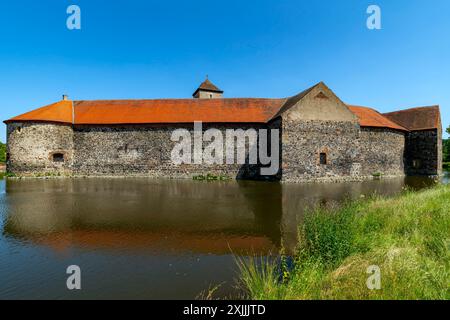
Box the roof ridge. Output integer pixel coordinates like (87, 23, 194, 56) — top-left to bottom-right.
(74, 97, 285, 103)
(383, 105, 440, 115)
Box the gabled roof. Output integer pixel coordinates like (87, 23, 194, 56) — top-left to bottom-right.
(347, 105, 409, 131)
(3, 83, 438, 133)
(192, 79, 223, 97)
(383, 106, 441, 131)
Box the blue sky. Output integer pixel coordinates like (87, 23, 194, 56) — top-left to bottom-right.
(0, 0, 449, 142)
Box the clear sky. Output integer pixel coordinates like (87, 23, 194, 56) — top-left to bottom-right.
(0, 0, 449, 142)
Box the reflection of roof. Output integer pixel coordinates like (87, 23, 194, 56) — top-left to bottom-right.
(31, 230, 275, 255)
(347, 105, 409, 131)
(383, 106, 441, 131)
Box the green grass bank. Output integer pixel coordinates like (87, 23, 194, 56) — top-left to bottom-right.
(238, 184, 450, 300)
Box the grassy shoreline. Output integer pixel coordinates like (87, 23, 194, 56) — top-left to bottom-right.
(238, 184, 450, 300)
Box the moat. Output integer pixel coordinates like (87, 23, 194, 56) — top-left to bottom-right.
(0, 173, 448, 299)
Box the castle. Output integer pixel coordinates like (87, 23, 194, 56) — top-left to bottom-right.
(4, 80, 442, 182)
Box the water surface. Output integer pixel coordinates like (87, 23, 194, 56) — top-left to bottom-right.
(0, 174, 447, 299)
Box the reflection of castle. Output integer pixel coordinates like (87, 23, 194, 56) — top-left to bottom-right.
(4, 176, 432, 255)
(3, 179, 280, 255)
(4, 80, 443, 181)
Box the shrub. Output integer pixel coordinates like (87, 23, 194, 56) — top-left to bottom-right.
(298, 203, 358, 267)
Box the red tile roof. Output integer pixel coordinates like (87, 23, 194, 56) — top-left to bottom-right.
(347, 105, 409, 131)
(4, 98, 286, 125)
(74, 99, 285, 124)
(5, 89, 436, 133)
(383, 106, 441, 131)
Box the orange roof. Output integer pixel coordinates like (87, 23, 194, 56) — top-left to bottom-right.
(4, 98, 286, 125)
(347, 105, 409, 131)
(74, 99, 285, 124)
(383, 106, 441, 131)
(5, 91, 433, 133)
(5, 100, 73, 124)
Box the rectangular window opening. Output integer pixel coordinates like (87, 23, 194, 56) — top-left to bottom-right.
(320, 153, 327, 165)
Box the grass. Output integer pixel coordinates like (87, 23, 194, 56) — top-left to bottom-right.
(371, 172, 383, 178)
(238, 184, 450, 300)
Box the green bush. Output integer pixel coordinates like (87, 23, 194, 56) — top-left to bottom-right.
(299, 203, 357, 267)
(0, 142, 6, 163)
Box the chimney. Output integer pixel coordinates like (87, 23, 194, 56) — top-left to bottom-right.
(62, 94, 69, 101)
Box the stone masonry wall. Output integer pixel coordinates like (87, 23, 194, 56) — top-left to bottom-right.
(72, 123, 280, 180)
(7, 120, 436, 181)
(6, 122, 73, 175)
(281, 121, 406, 182)
(405, 129, 441, 176)
(281, 119, 362, 182)
(359, 127, 406, 176)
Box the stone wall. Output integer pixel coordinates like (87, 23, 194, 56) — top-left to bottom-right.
(6, 122, 73, 175)
(6, 120, 438, 181)
(359, 128, 406, 176)
(72, 123, 280, 180)
(405, 129, 441, 175)
(281, 119, 361, 182)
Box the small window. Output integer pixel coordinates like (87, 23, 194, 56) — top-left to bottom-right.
(320, 153, 327, 165)
(52, 153, 65, 162)
(17, 126, 22, 133)
(210, 94, 213, 99)
(412, 159, 422, 169)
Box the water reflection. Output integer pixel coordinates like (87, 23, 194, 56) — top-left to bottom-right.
(0, 174, 445, 299)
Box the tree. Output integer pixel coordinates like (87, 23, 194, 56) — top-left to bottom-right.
(444, 125, 450, 164)
(0, 142, 6, 163)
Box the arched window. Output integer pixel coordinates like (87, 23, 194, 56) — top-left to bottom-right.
(52, 153, 65, 162)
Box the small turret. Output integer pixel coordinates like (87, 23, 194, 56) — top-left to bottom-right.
(192, 77, 223, 99)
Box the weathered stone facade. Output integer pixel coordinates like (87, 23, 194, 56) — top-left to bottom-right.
(359, 128, 405, 177)
(281, 120, 361, 182)
(5, 81, 442, 181)
(405, 129, 442, 176)
(7, 122, 73, 175)
(6, 120, 412, 182)
(71, 123, 275, 179)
